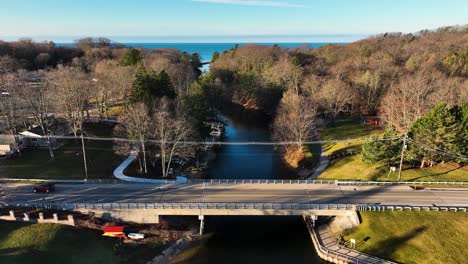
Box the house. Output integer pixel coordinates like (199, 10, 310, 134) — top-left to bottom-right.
(19, 126, 61, 149)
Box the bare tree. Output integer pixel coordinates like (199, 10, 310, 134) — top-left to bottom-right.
(318, 79, 354, 125)
(379, 71, 444, 132)
(0, 73, 26, 153)
(18, 70, 55, 158)
(151, 99, 195, 178)
(93, 60, 135, 118)
(263, 56, 303, 94)
(354, 70, 388, 115)
(47, 66, 91, 139)
(273, 91, 318, 167)
(125, 102, 151, 174)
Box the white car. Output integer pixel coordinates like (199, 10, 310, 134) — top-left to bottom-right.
(128, 233, 145, 240)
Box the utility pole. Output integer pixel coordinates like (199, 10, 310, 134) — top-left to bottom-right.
(398, 133, 408, 182)
(81, 132, 88, 181)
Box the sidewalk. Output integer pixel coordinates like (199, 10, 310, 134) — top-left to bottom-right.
(315, 224, 396, 264)
(307, 145, 330, 180)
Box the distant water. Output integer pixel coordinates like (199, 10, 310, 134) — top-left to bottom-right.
(58, 42, 336, 62)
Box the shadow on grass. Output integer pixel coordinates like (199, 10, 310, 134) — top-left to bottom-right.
(406, 164, 467, 181)
(363, 226, 427, 261)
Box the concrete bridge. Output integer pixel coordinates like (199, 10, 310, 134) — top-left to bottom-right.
(3, 182, 467, 230)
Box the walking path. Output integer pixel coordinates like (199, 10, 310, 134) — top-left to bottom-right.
(307, 145, 330, 180)
(314, 223, 396, 264)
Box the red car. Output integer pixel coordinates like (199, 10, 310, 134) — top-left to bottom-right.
(32, 184, 55, 193)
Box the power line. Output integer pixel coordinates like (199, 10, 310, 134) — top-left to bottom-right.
(0, 134, 403, 146)
(409, 139, 468, 161)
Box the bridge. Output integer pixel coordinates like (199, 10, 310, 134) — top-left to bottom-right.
(3, 182, 467, 224)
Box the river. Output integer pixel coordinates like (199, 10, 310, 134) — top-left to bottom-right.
(171, 106, 325, 263)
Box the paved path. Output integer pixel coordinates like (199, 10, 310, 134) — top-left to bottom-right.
(307, 148, 330, 180)
(316, 223, 395, 263)
(3, 183, 468, 207)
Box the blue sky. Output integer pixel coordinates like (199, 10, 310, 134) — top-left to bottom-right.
(0, 0, 467, 42)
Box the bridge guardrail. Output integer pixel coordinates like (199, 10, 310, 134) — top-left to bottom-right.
(7, 202, 467, 213)
(1, 178, 468, 186)
(8, 202, 356, 211)
(355, 204, 467, 212)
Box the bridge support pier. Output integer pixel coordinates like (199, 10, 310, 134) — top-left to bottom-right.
(155, 215, 160, 224)
(199, 215, 205, 235)
(310, 215, 318, 227)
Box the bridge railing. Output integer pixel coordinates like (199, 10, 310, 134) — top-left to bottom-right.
(7, 202, 356, 211)
(2, 177, 467, 186)
(6, 202, 467, 213)
(356, 204, 467, 212)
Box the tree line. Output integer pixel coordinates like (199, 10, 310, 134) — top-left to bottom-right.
(209, 26, 467, 167)
(0, 39, 208, 178)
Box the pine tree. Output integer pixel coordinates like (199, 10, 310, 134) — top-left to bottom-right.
(156, 70, 176, 98)
(361, 130, 401, 165)
(120, 48, 142, 66)
(408, 103, 464, 166)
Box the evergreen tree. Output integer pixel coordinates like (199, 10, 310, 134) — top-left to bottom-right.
(156, 70, 176, 98)
(131, 66, 150, 102)
(408, 103, 465, 166)
(211, 51, 219, 63)
(361, 130, 401, 165)
(120, 48, 142, 66)
(131, 68, 175, 105)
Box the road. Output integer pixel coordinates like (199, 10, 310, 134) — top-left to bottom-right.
(2, 183, 468, 207)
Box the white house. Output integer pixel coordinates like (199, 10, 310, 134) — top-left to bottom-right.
(19, 126, 60, 149)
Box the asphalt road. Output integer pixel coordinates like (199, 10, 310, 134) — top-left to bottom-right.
(2, 183, 468, 207)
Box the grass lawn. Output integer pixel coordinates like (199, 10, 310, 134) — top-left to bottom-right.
(343, 211, 468, 264)
(0, 221, 118, 264)
(0, 122, 119, 179)
(318, 120, 468, 182)
(321, 120, 383, 156)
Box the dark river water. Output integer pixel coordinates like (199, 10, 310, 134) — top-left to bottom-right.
(171, 106, 324, 264)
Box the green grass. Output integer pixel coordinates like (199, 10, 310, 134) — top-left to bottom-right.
(318, 120, 468, 182)
(0, 221, 118, 264)
(321, 120, 383, 156)
(343, 211, 468, 264)
(0, 123, 119, 179)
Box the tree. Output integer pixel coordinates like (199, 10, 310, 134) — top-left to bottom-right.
(319, 79, 354, 125)
(18, 70, 55, 158)
(273, 91, 317, 167)
(125, 103, 151, 174)
(47, 66, 91, 139)
(151, 99, 196, 178)
(361, 130, 401, 165)
(263, 57, 303, 95)
(379, 71, 444, 132)
(131, 67, 176, 105)
(93, 60, 135, 118)
(120, 48, 141, 66)
(0, 73, 26, 153)
(211, 51, 220, 63)
(408, 103, 466, 167)
(354, 70, 388, 115)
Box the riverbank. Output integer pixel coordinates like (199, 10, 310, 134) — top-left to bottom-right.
(0, 208, 199, 264)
